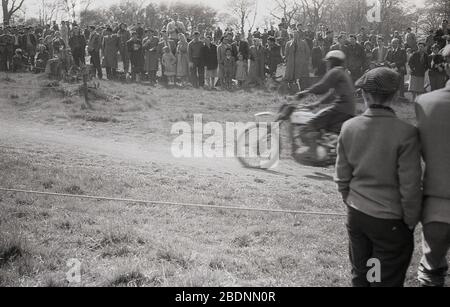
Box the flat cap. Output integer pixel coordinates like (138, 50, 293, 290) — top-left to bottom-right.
(355, 67, 400, 95)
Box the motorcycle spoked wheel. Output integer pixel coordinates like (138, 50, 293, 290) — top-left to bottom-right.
(236, 123, 281, 169)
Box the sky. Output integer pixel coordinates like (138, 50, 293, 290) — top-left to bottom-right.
(16, 0, 426, 27)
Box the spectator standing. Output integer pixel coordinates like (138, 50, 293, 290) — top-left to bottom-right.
(434, 19, 449, 50)
(284, 31, 311, 90)
(202, 36, 218, 90)
(428, 44, 448, 91)
(248, 38, 266, 86)
(408, 42, 430, 100)
(127, 32, 144, 82)
(162, 46, 177, 85)
(415, 45, 450, 287)
(266, 36, 282, 78)
(231, 33, 250, 61)
(372, 36, 388, 65)
(312, 39, 327, 77)
(214, 27, 223, 44)
(386, 38, 407, 98)
(363, 41, 373, 70)
(323, 30, 334, 54)
(60, 21, 69, 48)
(176, 33, 190, 86)
(346, 34, 366, 81)
(143, 29, 160, 84)
(336, 67, 422, 287)
(69, 27, 86, 67)
(102, 27, 120, 80)
(188, 31, 205, 88)
(222, 48, 236, 90)
(405, 27, 417, 51)
(118, 23, 131, 74)
(158, 30, 176, 84)
(235, 52, 248, 87)
(88, 26, 102, 79)
(217, 36, 231, 88)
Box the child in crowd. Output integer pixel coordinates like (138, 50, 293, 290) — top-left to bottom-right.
(222, 48, 236, 90)
(12, 49, 29, 72)
(34, 44, 50, 73)
(335, 67, 422, 287)
(162, 46, 177, 85)
(235, 52, 248, 88)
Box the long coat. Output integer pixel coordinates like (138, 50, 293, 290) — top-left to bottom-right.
(217, 43, 231, 79)
(176, 40, 189, 77)
(102, 34, 119, 68)
(127, 38, 144, 73)
(143, 36, 159, 72)
(284, 39, 310, 81)
(248, 45, 266, 83)
(408, 51, 429, 77)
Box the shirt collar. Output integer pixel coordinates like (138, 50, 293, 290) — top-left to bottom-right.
(363, 108, 397, 118)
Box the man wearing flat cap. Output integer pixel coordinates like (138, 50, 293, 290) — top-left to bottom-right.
(335, 67, 423, 287)
(416, 44, 450, 287)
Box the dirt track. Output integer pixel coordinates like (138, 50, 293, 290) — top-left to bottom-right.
(0, 114, 326, 183)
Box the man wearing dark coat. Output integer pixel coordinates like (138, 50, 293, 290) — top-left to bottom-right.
(127, 31, 144, 82)
(88, 26, 103, 79)
(231, 33, 250, 61)
(266, 37, 282, 78)
(386, 38, 407, 98)
(346, 34, 366, 81)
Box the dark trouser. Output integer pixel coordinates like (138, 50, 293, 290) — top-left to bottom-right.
(418, 222, 450, 287)
(72, 49, 85, 67)
(191, 57, 205, 88)
(347, 206, 414, 287)
(148, 70, 157, 83)
(89, 50, 102, 79)
(398, 73, 405, 97)
(119, 46, 129, 73)
(0, 52, 6, 71)
(105, 67, 117, 80)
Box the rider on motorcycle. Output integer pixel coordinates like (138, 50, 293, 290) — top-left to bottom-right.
(293, 50, 356, 152)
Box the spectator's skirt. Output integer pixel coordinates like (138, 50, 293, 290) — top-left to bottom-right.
(409, 75, 425, 93)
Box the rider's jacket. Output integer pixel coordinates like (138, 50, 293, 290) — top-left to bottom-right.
(307, 66, 356, 115)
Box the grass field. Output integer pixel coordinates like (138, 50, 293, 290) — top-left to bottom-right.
(0, 72, 440, 287)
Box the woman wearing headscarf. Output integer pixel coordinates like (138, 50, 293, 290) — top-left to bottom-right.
(176, 33, 190, 86)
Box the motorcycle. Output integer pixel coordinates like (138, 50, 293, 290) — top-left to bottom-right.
(236, 101, 343, 169)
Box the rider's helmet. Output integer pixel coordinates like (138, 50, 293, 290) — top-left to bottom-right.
(324, 50, 346, 67)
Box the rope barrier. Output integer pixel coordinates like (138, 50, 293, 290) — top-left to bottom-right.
(0, 85, 63, 89)
(0, 188, 346, 218)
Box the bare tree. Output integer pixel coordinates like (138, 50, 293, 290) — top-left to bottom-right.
(227, 0, 257, 35)
(40, 0, 60, 25)
(270, 0, 300, 25)
(298, 0, 329, 29)
(2, 0, 26, 25)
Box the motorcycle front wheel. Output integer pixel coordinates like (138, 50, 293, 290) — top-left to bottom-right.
(236, 123, 280, 169)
